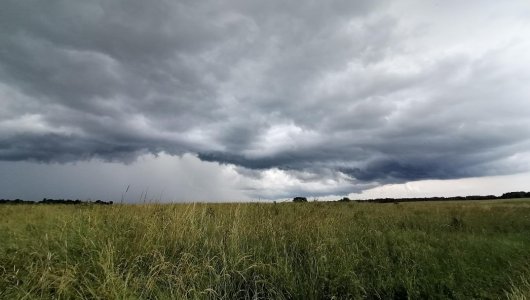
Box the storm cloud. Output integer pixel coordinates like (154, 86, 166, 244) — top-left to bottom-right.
(1, 0, 530, 199)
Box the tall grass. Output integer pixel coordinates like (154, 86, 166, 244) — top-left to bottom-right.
(1, 200, 530, 299)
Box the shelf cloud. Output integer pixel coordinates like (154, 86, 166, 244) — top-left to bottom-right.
(1, 0, 530, 200)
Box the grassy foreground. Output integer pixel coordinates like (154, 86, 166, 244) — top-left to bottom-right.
(1, 200, 530, 299)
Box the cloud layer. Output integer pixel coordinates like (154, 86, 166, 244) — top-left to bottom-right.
(1, 0, 530, 198)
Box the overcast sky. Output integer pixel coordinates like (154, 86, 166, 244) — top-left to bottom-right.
(1, 0, 530, 202)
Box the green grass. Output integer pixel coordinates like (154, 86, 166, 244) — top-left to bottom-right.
(1, 200, 530, 299)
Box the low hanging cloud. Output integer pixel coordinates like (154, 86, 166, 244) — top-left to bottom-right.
(1, 0, 530, 199)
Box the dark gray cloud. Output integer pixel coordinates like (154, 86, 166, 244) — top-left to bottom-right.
(1, 0, 530, 198)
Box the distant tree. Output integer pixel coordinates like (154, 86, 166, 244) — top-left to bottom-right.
(501, 191, 527, 199)
(293, 197, 308, 203)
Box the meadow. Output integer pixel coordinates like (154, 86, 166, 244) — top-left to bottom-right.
(1, 200, 530, 299)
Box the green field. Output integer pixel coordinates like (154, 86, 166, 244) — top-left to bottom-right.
(1, 200, 530, 299)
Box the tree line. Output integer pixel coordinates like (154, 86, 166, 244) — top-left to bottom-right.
(292, 191, 530, 203)
(0, 198, 113, 205)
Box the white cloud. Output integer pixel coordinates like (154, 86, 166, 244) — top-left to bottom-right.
(351, 172, 530, 199)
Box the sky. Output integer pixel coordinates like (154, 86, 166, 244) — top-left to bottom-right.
(1, 0, 530, 202)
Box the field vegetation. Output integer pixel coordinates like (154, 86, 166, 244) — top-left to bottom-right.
(1, 199, 530, 299)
